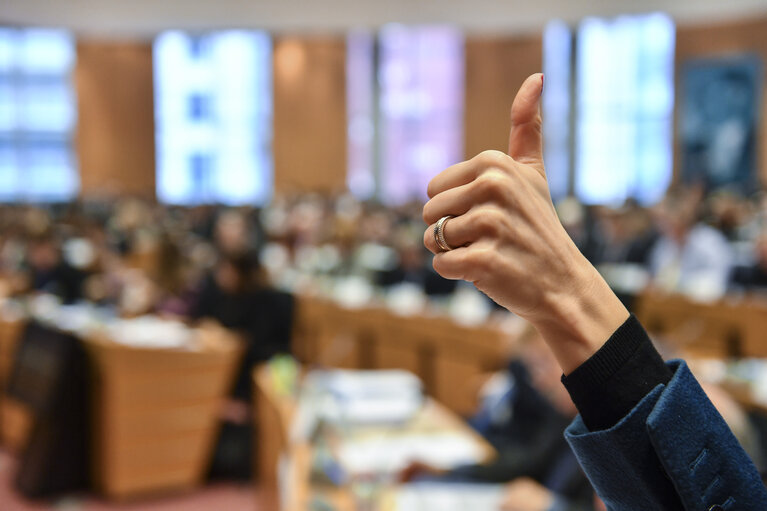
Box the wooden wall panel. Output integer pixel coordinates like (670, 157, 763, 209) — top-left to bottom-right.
(273, 37, 347, 195)
(675, 16, 767, 185)
(76, 41, 156, 199)
(464, 35, 543, 159)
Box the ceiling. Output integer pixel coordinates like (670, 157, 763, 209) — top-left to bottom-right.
(3, 0, 767, 39)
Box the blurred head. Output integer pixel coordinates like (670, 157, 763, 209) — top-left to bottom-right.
(755, 235, 767, 270)
(215, 210, 252, 256)
(653, 187, 702, 242)
(28, 235, 61, 271)
(154, 234, 188, 295)
(214, 253, 258, 294)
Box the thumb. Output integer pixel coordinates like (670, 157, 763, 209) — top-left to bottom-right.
(508, 73, 545, 176)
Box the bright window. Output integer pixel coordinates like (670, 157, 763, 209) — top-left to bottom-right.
(154, 31, 273, 205)
(0, 28, 78, 202)
(346, 30, 376, 200)
(575, 13, 675, 205)
(378, 25, 464, 205)
(542, 20, 573, 202)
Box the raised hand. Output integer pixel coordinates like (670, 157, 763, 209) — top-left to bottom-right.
(422, 74, 628, 374)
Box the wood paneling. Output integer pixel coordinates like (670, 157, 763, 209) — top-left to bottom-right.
(464, 35, 543, 159)
(675, 16, 767, 185)
(273, 37, 347, 195)
(76, 41, 156, 199)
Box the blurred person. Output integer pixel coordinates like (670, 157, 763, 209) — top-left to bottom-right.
(24, 233, 86, 304)
(403, 327, 594, 511)
(731, 233, 767, 292)
(648, 186, 734, 299)
(704, 191, 752, 241)
(193, 252, 293, 480)
(150, 233, 199, 317)
(214, 209, 254, 257)
(620, 199, 659, 266)
(556, 198, 601, 264)
(107, 197, 153, 256)
(376, 226, 457, 296)
(422, 74, 766, 509)
(193, 252, 293, 362)
(594, 201, 658, 267)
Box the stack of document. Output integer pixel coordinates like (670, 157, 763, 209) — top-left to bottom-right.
(395, 482, 506, 511)
(338, 432, 487, 474)
(300, 369, 424, 427)
(106, 316, 195, 349)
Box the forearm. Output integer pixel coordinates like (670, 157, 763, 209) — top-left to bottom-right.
(525, 249, 629, 376)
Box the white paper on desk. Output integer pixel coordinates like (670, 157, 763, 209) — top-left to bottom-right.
(107, 316, 194, 348)
(338, 432, 485, 475)
(395, 482, 506, 511)
(302, 369, 423, 426)
(277, 452, 295, 510)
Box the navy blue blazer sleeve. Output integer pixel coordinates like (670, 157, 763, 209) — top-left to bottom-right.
(565, 360, 767, 510)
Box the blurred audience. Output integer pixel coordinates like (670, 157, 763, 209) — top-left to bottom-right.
(4, 183, 765, 312)
(402, 327, 594, 511)
(648, 186, 734, 300)
(3, 182, 767, 489)
(732, 234, 767, 292)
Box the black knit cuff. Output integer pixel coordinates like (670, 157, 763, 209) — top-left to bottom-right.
(561, 314, 673, 431)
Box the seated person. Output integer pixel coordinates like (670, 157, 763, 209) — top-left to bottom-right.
(648, 187, 734, 299)
(193, 253, 294, 480)
(376, 234, 457, 296)
(25, 234, 86, 304)
(404, 328, 594, 511)
(731, 233, 767, 292)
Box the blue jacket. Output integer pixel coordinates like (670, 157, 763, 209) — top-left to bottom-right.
(565, 360, 767, 510)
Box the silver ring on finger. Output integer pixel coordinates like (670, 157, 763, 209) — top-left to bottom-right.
(434, 215, 454, 252)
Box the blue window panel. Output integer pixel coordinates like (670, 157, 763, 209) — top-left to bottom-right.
(189, 153, 213, 202)
(0, 141, 18, 201)
(0, 27, 78, 202)
(154, 30, 273, 206)
(0, 29, 15, 71)
(543, 20, 573, 202)
(188, 93, 210, 121)
(575, 13, 675, 206)
(346, 30, 376, 200)
(377, 25, 464, 205)
(0, 78, 15, 131)
(18, 29, 75, 75)
(19, 79, 76, 133)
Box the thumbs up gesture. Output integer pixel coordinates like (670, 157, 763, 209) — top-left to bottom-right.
(423, 73, 628, 374)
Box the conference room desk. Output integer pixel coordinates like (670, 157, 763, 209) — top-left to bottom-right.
(635, 291, 767, 415)
(291, 295, 519, 418)
(84, 322, 242, 499)
(0, 310, 242, 500)
(0, 314, 30, 451)
(634, 291, 767, 358)
(254, 365, 496, 511)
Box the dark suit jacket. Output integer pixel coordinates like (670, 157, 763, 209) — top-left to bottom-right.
(566, 360, 767, 510)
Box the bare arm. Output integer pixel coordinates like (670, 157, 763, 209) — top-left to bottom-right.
(422, 73, 628, 375)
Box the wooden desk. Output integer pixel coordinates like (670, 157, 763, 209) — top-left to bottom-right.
(0, 308, 244, 500)
(634, 292, 767, 358)
(291, 296, 518, 417)
(84, 323, 243, 500)
(0, 315, 32, 452)
(254, 364, 495, 511)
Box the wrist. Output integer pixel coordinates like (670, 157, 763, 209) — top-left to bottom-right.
(528, 254, 629, 374)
